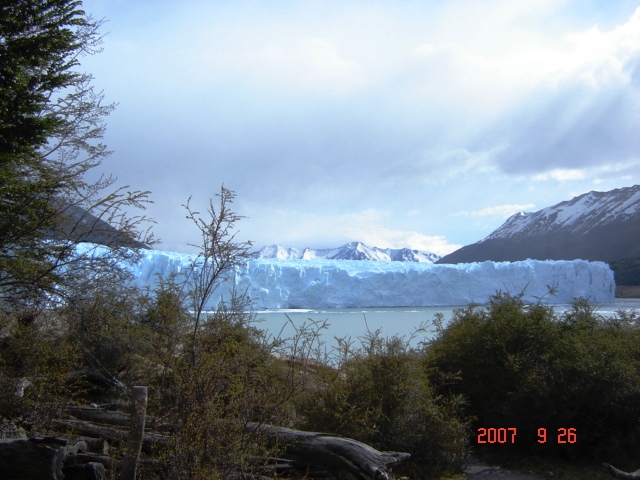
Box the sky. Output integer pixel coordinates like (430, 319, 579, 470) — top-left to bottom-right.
(80, 0, 640, 256)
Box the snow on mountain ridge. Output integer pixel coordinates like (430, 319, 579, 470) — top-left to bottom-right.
(487, 186, 640, 241)
(253, 241, 440, 263)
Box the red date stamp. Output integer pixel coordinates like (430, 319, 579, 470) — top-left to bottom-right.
(477, 427, 577, 444)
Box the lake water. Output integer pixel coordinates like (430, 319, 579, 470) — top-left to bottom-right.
(252, 299, 640, 353)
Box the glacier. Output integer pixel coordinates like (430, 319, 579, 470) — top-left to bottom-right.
(120, 246, 616, 309)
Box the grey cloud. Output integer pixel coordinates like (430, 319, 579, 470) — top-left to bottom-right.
(490, 79, 640, 175)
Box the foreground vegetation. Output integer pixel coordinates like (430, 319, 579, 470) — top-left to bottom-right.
(429, 293, 640, 462)
(3, 259, 640, 478)
(3, 1, 640, 478)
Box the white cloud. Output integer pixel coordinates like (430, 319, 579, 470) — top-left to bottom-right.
(339, 210, 461, 256)
(532, 169, 587, 182)
(531, 161, 640, 183)
(471, 5, 640, 89)
(453, 204, 537, 218)
(240, 206, 461, 256)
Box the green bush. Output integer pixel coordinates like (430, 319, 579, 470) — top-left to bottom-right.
(297, 328, 470, 474)
(0, 309, 81, 431)
(141, 278, 304, 479)
(63, 283, 151, 391)
(426, 292, 640, 460)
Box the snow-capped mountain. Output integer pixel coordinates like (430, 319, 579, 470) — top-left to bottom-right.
(438, 185, 640, 264)
(253, 241, 440, 263)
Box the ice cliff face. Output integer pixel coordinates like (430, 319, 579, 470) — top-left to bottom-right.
(126, 247, 616, 309)
(236, 258, 614, 308)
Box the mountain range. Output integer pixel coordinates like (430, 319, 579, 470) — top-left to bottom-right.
(438, 184, 640, 265)
(252, 241, 440, 263)
(255, 185, 640, 282)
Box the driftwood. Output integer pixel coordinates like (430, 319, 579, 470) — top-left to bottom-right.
(247, 423, 411, 480)
(604, 463, 640, 479)
(0, 437, 87, 480)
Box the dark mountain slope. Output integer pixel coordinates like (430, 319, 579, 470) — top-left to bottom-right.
(438, 185, 640, 265)
(47, 200, 150, 249)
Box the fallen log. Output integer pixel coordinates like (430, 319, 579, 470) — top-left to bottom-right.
(68, 436, 110, 455)
(246, 423, 410, 480)
(52, 419, 127, 443)
(51, 419, 169, 454)
(54, 407, 409, 479)
(65, 405, 131, 427)
(64, 452, 116, 469)
(603, 463, 640, 479)
(0, 437, 87, 480)
(65, 404, 164, 431)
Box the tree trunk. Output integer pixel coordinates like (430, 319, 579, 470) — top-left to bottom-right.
(247, 423, 410, 480)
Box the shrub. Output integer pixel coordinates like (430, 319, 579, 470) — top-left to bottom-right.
(0, 309, 81, 432)
(141, 188, 306, 478)
(63, 282, 151, 392)
(297, 328, 471, 474)
(143, 286, 311, 479)
(426, 292, 640, 460)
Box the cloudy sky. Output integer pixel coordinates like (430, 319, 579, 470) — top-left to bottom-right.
(80, 0, 640, 255)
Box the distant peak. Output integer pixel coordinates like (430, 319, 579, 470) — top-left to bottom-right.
(438, 183, 640, 264)
(253, 241, 441, 263)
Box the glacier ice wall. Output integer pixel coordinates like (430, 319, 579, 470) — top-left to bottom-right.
(236, 258, 615, 308)
(123, 247, 616, 309)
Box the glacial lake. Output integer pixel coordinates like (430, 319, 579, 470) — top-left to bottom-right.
(251, 299, 640, 354)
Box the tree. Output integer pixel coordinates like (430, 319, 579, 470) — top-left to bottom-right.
(0, 0, 153, 311)
(182, 186, 253, 363)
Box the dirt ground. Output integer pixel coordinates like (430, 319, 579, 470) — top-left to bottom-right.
(465, 467, 544, 479)
(464, 460, 546, 479)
